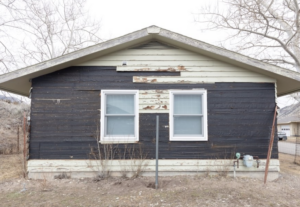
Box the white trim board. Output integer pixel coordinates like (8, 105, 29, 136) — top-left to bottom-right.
(27, 159, 280, 181)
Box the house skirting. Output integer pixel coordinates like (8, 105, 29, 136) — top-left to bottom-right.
(27, 159, 280, 181)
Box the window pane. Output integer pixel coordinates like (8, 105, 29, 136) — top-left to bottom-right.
(106, 116, 134, 136)
(174, 95, 202, 114)
(174, 116, 202, 136)
(106, 94, 134, 114)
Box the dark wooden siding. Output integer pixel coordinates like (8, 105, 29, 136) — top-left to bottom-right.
(30, 66, 278, 159)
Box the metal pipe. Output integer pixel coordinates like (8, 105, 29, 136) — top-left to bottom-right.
(233, 162, 236, 178)
(155, 115, 159, 189)
(233, 159, 239, 178)
(253, 156, 260, 168)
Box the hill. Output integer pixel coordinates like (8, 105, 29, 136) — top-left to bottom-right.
(0, 100, 30, 154)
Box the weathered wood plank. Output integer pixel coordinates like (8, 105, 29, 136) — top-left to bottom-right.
(139, 90, 169, 94)
(180, 71, 265, 77)
(88, 49, 202, 56)
(93, 55, 213, 61)
(139, 99, 169, 105)
(139, 105, 168, 110)
(77, 60, 232, 67)
(133, 76, 276, 83)
(117, 66, 250, 72)
(139, 94, 169, 99)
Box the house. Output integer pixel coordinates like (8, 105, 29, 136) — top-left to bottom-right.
(278, 102, 300, 138)
(1, 26, 300, 180)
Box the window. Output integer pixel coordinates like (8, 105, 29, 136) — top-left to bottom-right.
(100, 90, 139, 142)
(169, 90, 207, 141)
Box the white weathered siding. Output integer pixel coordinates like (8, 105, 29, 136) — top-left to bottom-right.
(139, 90, 169, 113)
(76, 41, 276, 84)
(27, 159, 280, 181)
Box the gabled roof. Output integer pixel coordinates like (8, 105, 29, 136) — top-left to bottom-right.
(1, 25, 300, 96)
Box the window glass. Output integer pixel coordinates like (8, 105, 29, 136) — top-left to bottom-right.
(174, 95, 202, 114)
(106, 94, 134, 114)
(174, 116, 202, 135)
(106, 116, 134, 136)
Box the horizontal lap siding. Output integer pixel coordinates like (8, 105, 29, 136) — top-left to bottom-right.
(30, 66, 277, 159)
(78, 42, 275, 83)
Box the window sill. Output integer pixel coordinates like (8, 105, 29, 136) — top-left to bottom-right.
(99, 140, 138, 144)
(170, 138, 208, 141)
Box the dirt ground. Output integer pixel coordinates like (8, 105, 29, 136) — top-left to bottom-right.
(0, 153, 300, 207)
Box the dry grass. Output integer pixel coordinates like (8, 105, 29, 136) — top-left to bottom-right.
(0, 154, 24, 182)
(279, 153, 300, 175)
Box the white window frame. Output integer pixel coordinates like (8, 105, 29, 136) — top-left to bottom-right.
(169, 90, 208, 141)
(100, 90, 139, 143)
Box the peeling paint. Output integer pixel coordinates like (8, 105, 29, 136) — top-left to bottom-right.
(177, 65, 186, 71)
(139, 90, 169, 113)
(134, 68, 151, 71)
(143, 106, 155, 110)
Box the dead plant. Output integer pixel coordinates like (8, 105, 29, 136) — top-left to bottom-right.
(39, 173, 51, 191)
(54, 172, 70, 179)
(128, 143, 149, 179)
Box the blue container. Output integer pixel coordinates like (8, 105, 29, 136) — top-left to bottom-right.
(243, 155, 253, 168)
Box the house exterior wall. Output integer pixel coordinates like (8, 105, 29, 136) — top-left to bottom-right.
(30, 66, 278, 160)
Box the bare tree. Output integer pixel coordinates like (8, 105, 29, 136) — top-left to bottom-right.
(195, 0, 300, 71)
(0, 0, 101, 100)
(0, 0, 102, 72)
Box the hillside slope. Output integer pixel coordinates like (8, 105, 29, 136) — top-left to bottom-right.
(0, 100, 30, 153)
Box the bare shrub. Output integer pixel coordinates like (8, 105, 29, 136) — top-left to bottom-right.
(39, 173, 52, 191)
(128, 143, 149, 179)
(54, 172, 70, 180)
(216, 165, 230, 178)
(89, 120, 149, 179)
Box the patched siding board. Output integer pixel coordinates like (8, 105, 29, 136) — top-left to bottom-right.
(76, 41, 276, 83)
(133, 76, 276, 84)
(117, 66, 249, 72)
(139, 90, 169, 113)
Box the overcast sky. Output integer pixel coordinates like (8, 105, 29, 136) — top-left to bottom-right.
(86, 0, 219, 43)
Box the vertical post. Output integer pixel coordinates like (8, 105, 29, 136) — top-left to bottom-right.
(155, 115, 159, 189)
(23, 113, 27, 159)
(17, 126, 19, 153)
(264, 106, 277, 184)
(23, 113, 27, 178)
